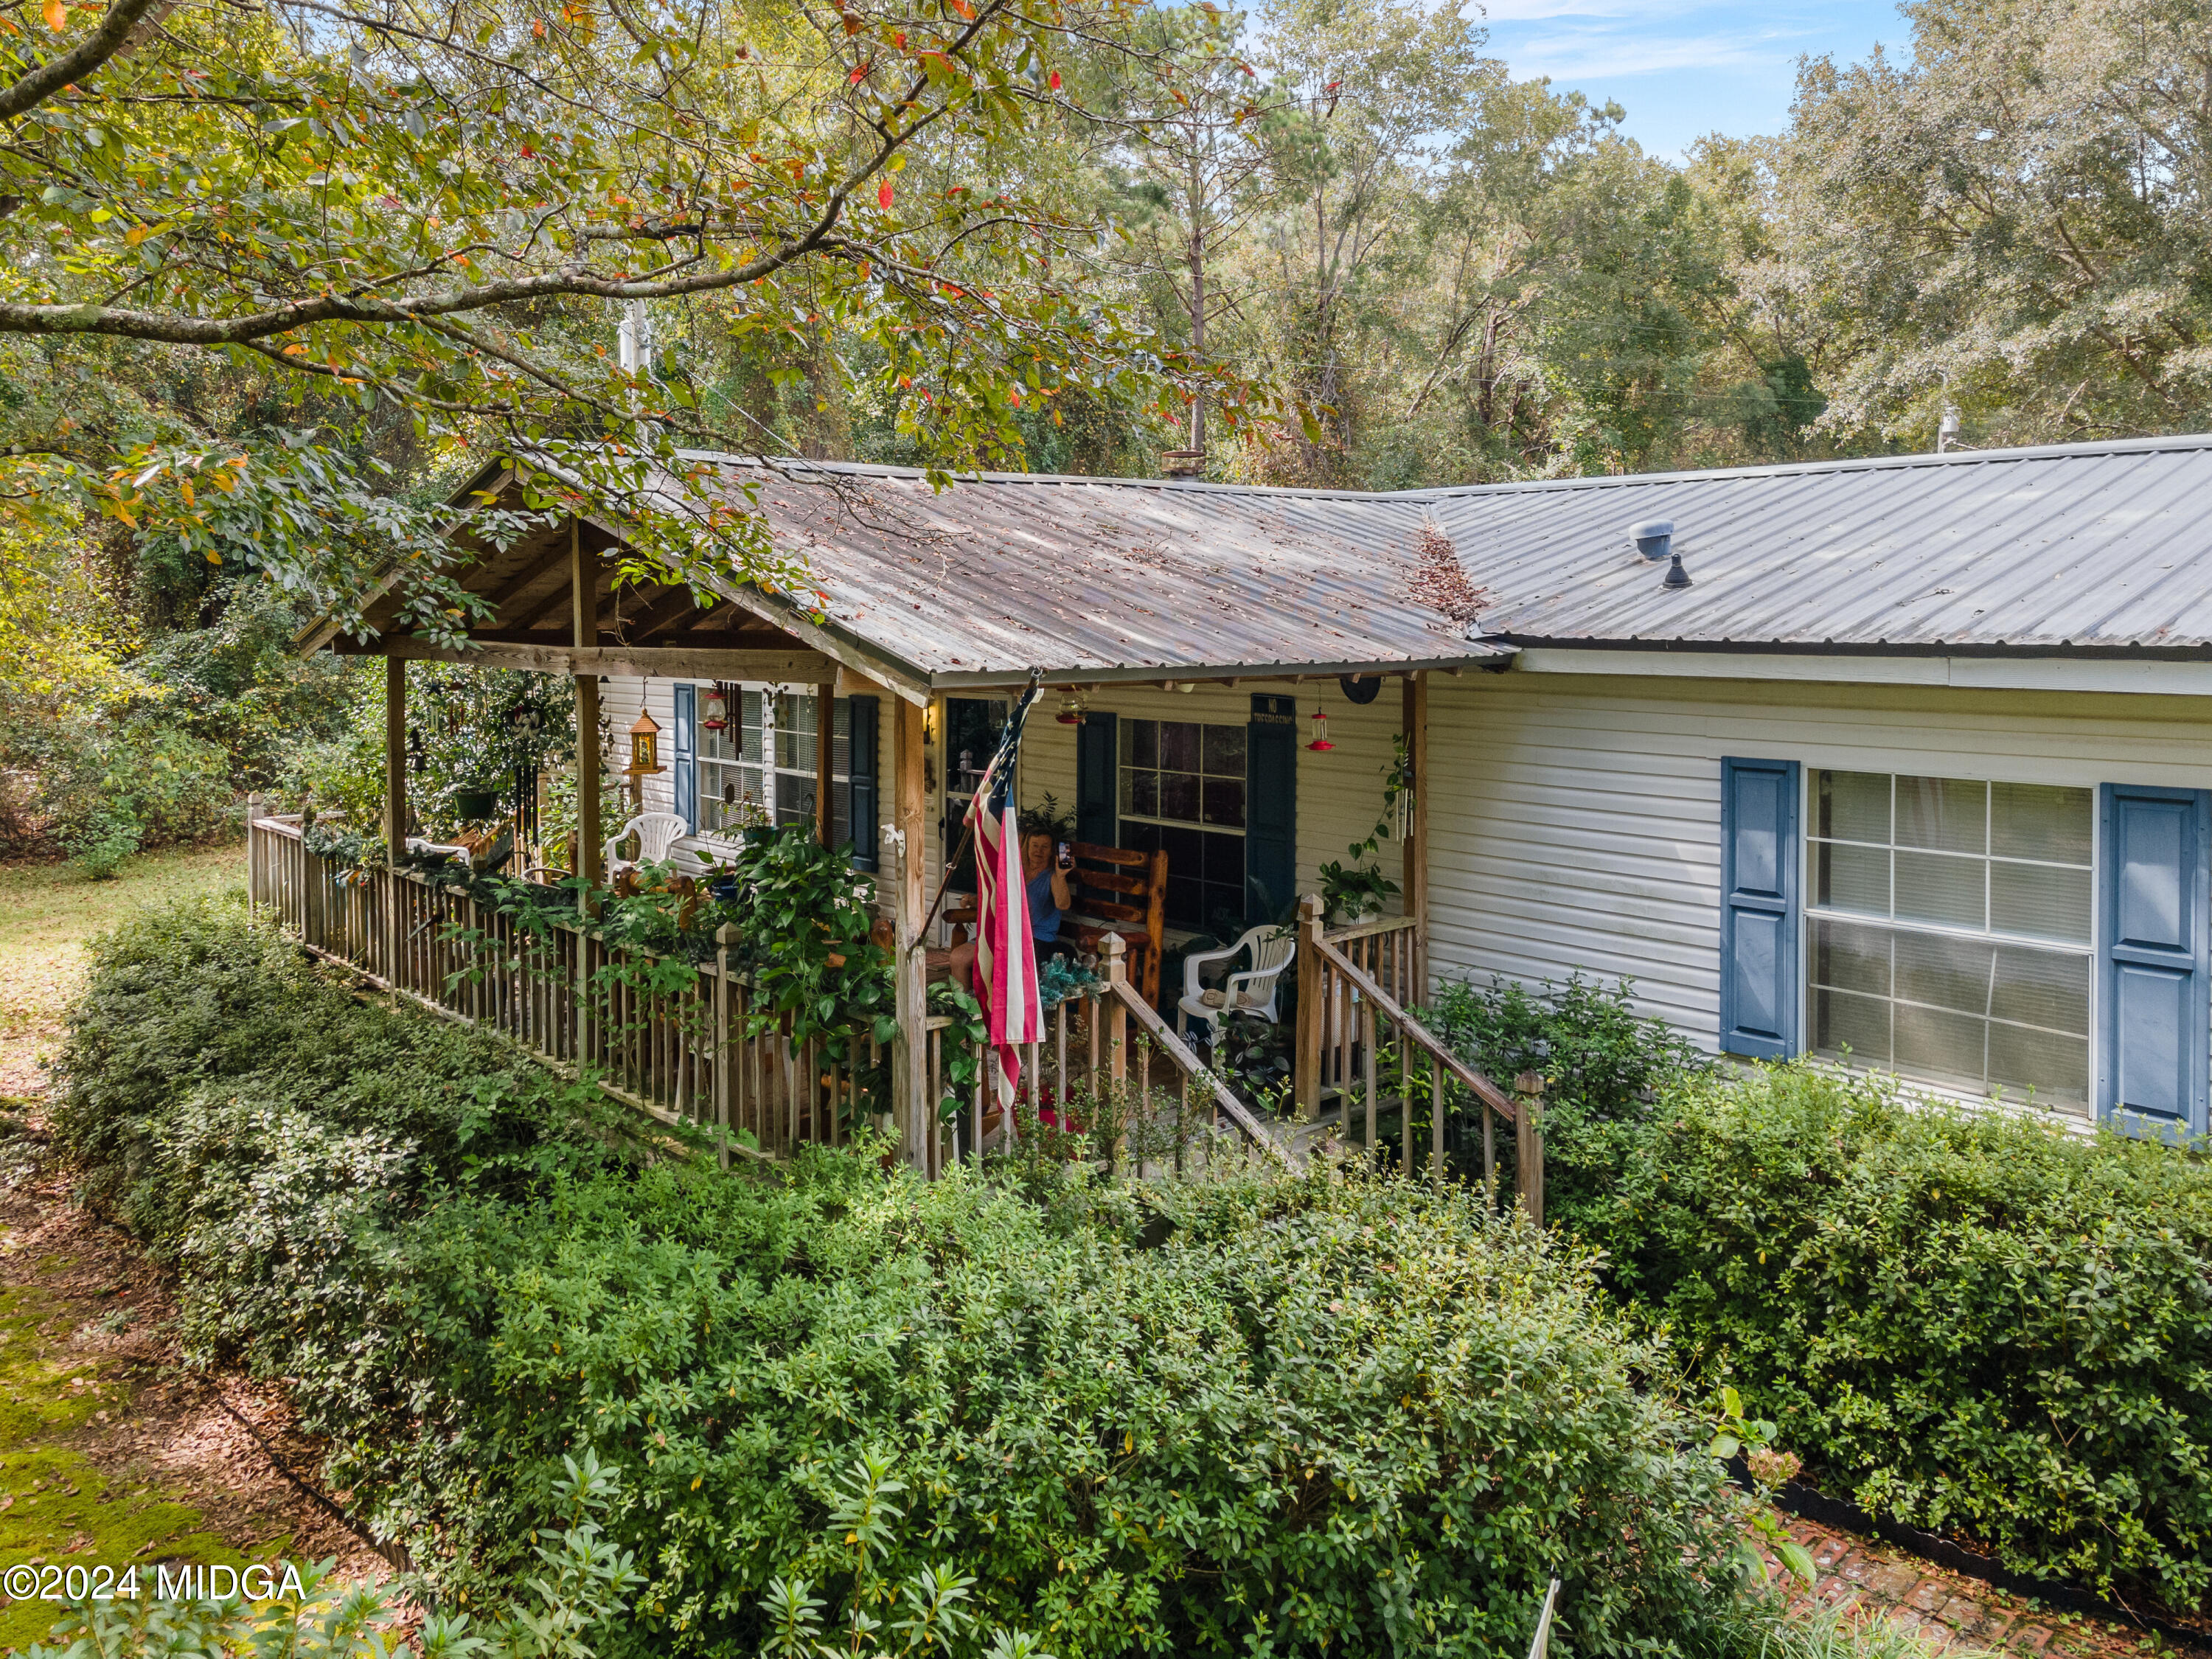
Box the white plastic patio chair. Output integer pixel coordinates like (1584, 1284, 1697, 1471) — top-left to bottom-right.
(603, 812, 691, 880)
(1176, 924, 1296, 1046)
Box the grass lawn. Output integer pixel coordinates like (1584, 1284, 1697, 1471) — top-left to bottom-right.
(0, 843, 243, 1101)
(0, 839, 389, 1638)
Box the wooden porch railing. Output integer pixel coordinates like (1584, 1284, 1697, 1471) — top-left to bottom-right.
(246, 810, 1284, 1175)
(1292, 895, 1526, 1199)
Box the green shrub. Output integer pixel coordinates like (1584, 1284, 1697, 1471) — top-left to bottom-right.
(57, 902, 1756, 1659)
(1551, 1060, 2212, 1610)
(1429, 973, 1708, 1195)
(11, 709, 235, 862)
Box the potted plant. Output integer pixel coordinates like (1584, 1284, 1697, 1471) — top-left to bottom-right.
(452, 783, 501, 821)
(1318, 858, 1399, 925)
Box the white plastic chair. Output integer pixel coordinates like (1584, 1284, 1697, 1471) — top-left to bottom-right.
(1177, 924, 1296, 1045)
(603, 812, 691, 878)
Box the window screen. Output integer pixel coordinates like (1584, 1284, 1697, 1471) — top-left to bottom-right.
(1807, 771, 2094, 1110)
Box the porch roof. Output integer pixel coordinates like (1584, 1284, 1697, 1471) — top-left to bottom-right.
(300, 453, 1506, 698)
(674, 455, 1497, 691)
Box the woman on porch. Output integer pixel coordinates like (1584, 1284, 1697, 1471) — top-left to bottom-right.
(950, 831, 1074, 982)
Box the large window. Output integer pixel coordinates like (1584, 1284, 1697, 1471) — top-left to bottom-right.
(1807, 771, 2094, 1110)
(1119, 718, 1245, 931)
(772, 691, 852, 844)
(695, 689, 852, 844)
(698, 689, 766, 834)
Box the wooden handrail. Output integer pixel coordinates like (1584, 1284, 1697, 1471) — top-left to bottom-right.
(1308, 932, 1517, 1123)
(1107, 978, 1295, 1167)
(1322, 913, 1422, 946)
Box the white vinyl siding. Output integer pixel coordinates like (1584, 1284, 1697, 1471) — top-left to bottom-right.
(1425, 671, 2212, 1058)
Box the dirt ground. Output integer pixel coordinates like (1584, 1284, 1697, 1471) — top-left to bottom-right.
(0, 847, 388, 1652)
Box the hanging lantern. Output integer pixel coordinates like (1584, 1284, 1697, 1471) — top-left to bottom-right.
(1055, 692, 1085, 726)
(702, 684, 729, 733)
(626, 709, 664, 778)
(1307, 707, 1335, 751)
(407, 726, 426, 774)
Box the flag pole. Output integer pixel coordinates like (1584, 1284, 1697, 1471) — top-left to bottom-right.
(909, 671, 1044, 950)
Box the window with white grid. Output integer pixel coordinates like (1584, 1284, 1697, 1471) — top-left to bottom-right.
(698, 689, 767, 834)
(1806, 771, 2094, 1111)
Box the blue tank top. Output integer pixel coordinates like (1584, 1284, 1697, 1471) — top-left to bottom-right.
(1026, 868, 1062, 942)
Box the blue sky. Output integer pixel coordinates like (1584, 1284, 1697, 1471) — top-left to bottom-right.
(1480, 0, 1910, 159)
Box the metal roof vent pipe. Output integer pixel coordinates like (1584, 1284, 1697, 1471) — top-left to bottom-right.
(1630, 519, 1674, 560)
(1663, 550, 1692, 589)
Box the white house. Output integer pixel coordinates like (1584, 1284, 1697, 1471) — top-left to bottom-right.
(309, 431, 2212, 1148)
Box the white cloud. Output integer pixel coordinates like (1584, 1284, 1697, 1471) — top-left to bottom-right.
(1504, 24, 1806, 77)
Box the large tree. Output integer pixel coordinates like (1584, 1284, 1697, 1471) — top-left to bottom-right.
(0, 0, 1242, 634)
(1776, 0, 2212, 446)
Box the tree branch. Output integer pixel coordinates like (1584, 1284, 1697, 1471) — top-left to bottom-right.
(0, 0, 171, 121)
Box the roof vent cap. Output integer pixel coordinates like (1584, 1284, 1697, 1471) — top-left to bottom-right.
(1630, 520, 1674, 560)
(1662, 551, 1692, 590)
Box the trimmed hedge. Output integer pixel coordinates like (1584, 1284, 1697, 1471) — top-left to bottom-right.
(55, 901, 1756, 1659)
(1551, 1060, 2212, 1611)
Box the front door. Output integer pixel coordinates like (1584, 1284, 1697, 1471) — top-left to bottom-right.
(942, 697, 1008, 891)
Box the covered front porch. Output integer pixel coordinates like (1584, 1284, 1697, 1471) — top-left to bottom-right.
(276, 456, 1527, 1184)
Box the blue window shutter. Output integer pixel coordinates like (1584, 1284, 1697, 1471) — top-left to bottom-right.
(1719, 757, 1800, 1058)
(672, 684, 698, 832)
(847, 695, 880, 871)
(2099, 784, 2211, 1142)
(1245, 695, 1299, 925)
(1077, 712, 1116, 846)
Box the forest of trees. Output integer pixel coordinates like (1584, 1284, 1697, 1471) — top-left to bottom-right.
(1, 0, 2208, 859)
(700, 0, 2212, 487)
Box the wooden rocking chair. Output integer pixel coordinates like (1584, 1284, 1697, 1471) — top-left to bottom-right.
(1065, 842, 1169, 1004)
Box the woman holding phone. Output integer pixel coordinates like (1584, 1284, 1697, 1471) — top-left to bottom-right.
(1023, 832, 1076, 962)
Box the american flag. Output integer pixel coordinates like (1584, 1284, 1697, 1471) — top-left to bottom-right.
(967, 685, 1042, 1115)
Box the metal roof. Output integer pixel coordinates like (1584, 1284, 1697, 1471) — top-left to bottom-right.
(679, 455, 1482, 683)
(675, 433, 2212, 681)
(1408, 432, 2212, 656)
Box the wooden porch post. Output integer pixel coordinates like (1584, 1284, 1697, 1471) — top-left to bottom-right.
(1402, 670, 1429, 1001)
(894, 695, 929, 1169)
(816, 678, 836, 846)
(383, 655, 407, 863)
(1294, 892, 1324, 1119)
(383, 653, 406, 988)
(571, 521, 602, 905)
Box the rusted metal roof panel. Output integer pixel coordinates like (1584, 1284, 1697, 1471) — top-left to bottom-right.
(675, 456, 1479, 681)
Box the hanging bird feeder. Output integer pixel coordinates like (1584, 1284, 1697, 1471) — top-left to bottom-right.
(702, 684, 729, 733)
(1307, 707, 1335, 751)
(1055, 692, 1085, 726)
(626, 709, 664, 779)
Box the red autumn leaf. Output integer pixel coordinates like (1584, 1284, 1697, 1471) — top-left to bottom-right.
(850, 60, 869, 81)
(878, 178, 894, 209)
(1048, 69, 1060, 88)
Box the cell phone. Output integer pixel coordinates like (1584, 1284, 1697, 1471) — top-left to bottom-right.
(1057, 841, 1073, 869)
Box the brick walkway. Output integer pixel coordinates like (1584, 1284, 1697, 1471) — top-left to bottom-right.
(1756, 1514, 2181, 1658)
